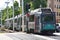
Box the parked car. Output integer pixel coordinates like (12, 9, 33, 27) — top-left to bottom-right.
(56, 23, 60, 32)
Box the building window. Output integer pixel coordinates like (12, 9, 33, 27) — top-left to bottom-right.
(59, 5, 60, 9)
(56, 5, 60, 9)
(59, 13, 60, 16)
(57, 0, 60, 2)
(57, 12, 60, 16)
(57, 5, 59, 9)
(59, 0, 60, 2)
(57, 0, 58, 2)
(57, 12, 59, 16)
(55, 5, 57, 8)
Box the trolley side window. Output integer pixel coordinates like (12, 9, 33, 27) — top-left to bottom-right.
(15, 19, 17, 23)
(24, 16, 26, 25)
(29, 15, 34, 22)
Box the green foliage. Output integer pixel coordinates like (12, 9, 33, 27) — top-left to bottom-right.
(2, 1, 22, 24)
(24, 0, 33, 14)
(1, 9, 7, 24)
(2, 8, 7, 21)
(30, 2, 34, 10)
(14, 1, 20, 16)
(19, 7, 22, 14)
(8, 7, 13, 18)
(32, 0, 47, 9)
(1, 0, 47, 24)
(24, 0, 47, 13)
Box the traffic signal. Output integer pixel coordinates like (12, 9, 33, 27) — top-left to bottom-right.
(26, 3, 30, 13)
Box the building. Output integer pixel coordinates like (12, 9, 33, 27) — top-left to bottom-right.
(47, 0, 60, 23)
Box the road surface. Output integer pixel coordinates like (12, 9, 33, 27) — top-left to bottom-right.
(45, 33, 60, 40)
(0, 32, 56, 40)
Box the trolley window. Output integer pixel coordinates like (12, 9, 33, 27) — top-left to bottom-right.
(43, 15, 53, 22)
(29, 15, 34, 22)
(24, 16, 26, 25)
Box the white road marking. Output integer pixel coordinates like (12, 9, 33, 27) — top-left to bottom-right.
(0, 34, 13, 40)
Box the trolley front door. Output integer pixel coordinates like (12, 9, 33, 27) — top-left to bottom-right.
(35, 15, 40, 33)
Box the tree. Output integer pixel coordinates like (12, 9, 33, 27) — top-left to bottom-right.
(24, 0, 47, 13)
(24, 0, 31, 14)
(19, 6, 22, 14)
(31, 0, 47, 9)
(1, 1, 22, 25)
(1, 8, 7, 24)
(14, 1, 20, 16)
(8, 6, 13, 18)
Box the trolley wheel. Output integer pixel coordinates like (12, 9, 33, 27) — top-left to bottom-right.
(56, 29, 59, 32)
(30, 29, 34, 33)
(26, 30, 30, 33)
(20, 27, 22, 31)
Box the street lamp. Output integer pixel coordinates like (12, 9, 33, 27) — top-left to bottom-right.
(0, 10, 2, 27)
(40, 5, 42, 8)
(5, 1, 10, 19)
(12, 0, 14, 31)
(1, 11, 2, 28)
(5, 1, 10, 29)
(22, 0, 24, 32)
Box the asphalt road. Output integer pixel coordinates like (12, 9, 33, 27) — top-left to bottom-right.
(0, 32, 56, 40)
(38, 33, 60, 40)
(5, 33, 46, 40)
(48, 33, 60, 40)
(1, 31, 60, 40)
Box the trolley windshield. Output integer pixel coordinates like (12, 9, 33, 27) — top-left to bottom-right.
(43, 15, 53, 22)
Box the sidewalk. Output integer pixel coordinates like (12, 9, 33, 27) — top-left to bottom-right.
(4, 29, 17, 33)
(0, 34, 13, 40)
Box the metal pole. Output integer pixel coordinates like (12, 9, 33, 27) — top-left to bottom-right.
(1, 11, 2, 27)
(26, 11, 30, 33)
(19, 0, 21, 7)
(22, 0, 24, 32)
(5, 2, 10, 28)
(26, 16, 28, 33)
(12, 0, 14, 31)
(5, 2, 9, 19)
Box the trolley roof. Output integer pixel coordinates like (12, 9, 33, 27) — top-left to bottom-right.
(5, 8, 52, 21)
(5, 14, 22, 21)
(30, 8, 42, 15)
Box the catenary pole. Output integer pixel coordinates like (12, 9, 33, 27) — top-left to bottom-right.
(22, 0, 24, 32)
(5, 1, 10, 29)
(12, 0, 14, 31)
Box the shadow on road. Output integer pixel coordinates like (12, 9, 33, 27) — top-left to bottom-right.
(34, 33, 59, 36)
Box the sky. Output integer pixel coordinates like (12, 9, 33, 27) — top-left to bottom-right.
(0, 0, 20, 10)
